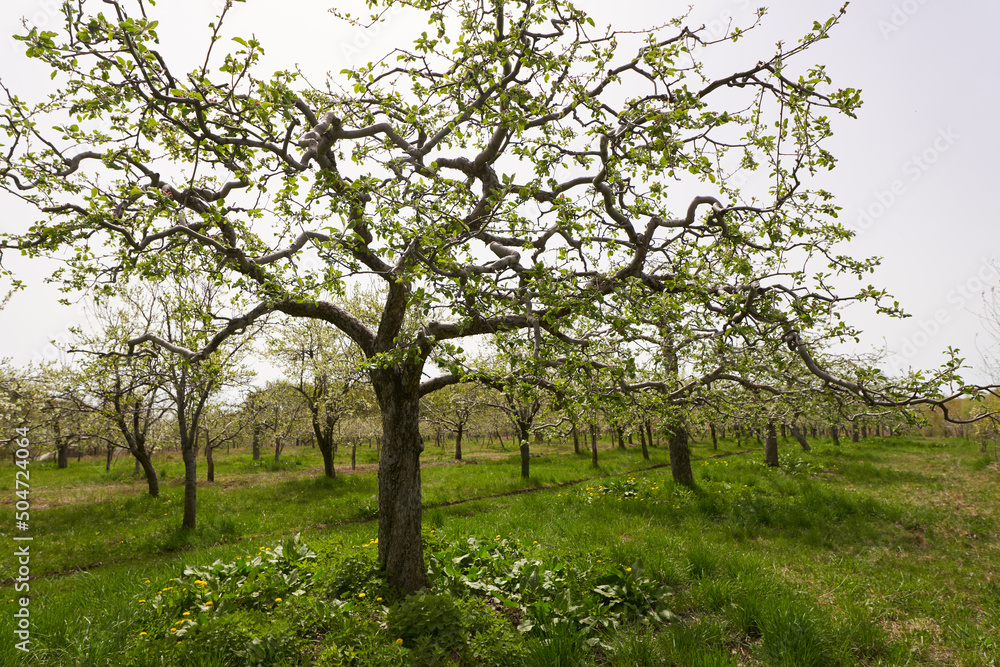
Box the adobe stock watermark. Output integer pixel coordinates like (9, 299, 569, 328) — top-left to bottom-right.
(4, 0, 66, 58)
(11, 426, 33, 653)
(849, 126, 959, 236)
(878, 0, 934, 40)
(885, 258, 997, 375)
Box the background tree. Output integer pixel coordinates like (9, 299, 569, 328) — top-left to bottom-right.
(128, 279, 254, 530)
(268, 319, 364, 478)
(201, 400, 245, 483)
(422, 382, 483, 462)
(68, 296, 170, 496)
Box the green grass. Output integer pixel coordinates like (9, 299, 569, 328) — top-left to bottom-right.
(1, 435, 998, 665)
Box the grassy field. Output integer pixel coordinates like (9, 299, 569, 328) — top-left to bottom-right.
(0, 435, 997, 666)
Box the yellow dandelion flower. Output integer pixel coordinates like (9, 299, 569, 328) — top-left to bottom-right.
(170, 628, 177, 633)
(358, 592, 366, 598)
(626, 567, 632, 572)
(206, 601, 213, 606)
(275, 598, 282, 602)
(182, 612, 190, 616)
(139, 600, 146, 604)
(396, 638, 403, 644)
(376, 597, 382, 602)
(139, 632, 146, 636)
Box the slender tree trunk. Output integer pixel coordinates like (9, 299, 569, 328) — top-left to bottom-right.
(134, 449, 159, 498)
(134, 456, 141, 475)
(105, 445, 113, 472)
(645, 420, 653, 450)
(590, 422, 599, 468)
(789, 423, 811, 451)
(640, 425, 650, 460)
(315, 414, 337, 479)
(351, 442, 357, 470)
(181, 441, 197, 530)
(572, 423, 580, 454)
(53, 417, 69, 469)
(319, 439, 336, 478)
(851, 425, 860, 443)
(372, 363, 428, 594)
(617, 426, 625, 449)
(710, 422, 718, 451)
(206, 445, 215, 482)
(831, 424, 841, 446)
(252, 427, 261, 461)
(668, 420, 694, 486)
(780, 423, 787, 440)
(517, 419, 531, 479)
(454, 423, 463, 461)
(765, 421, 780, 467)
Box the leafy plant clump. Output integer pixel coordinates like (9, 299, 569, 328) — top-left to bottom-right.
(121, 531, 682, 665)
(427, 532, 678, 641)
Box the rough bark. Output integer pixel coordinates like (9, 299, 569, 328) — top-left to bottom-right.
(640, 425, 650, 460)
(454, 423, 463, 461)
(572, 423, 580, 454)
(668, 421, 694, 486)
(851, 425, 860, 443)
(765, 421, 780, 467)
(135, 449, 159, 497)
(830, 424, 840, 447)
(371, 363, 427, 594)
(320, 443, 336, 478)
(710, 422, 718, 451)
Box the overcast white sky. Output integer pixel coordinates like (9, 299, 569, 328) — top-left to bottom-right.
(1, 0, 998, 384)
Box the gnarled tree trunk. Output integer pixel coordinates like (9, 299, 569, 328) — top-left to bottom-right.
(371, 363, 428, 594)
